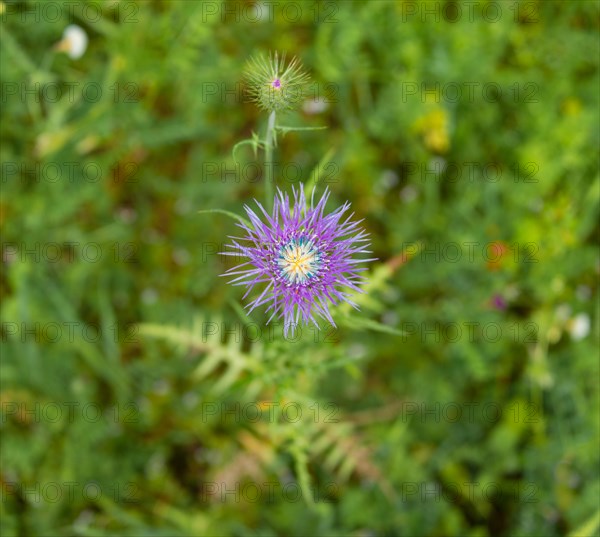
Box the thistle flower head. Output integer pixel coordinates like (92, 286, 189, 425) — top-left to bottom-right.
(244, 51, 310, 113)
(222, 185, 374, 336)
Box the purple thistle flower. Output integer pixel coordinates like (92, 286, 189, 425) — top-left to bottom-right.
(491, 294, 507, 310)
(221, 185, 374, 336)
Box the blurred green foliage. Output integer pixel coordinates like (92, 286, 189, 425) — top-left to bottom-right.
(1, 1, 599, 536)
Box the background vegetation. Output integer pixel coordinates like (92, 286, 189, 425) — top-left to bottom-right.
(1, 1, 599, 536)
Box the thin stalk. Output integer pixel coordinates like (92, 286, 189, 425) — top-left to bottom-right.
(264, 110, 276, 210)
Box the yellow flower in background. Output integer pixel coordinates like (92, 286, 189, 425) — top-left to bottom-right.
(34, 129, 74, 158)
(562, 97, 582, 116)
(413, 107, 450, 153)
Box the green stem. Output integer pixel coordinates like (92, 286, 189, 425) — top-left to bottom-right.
(264, 110, 276, 210)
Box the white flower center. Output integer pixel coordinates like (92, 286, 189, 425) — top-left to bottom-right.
(277, 237, 321, 285)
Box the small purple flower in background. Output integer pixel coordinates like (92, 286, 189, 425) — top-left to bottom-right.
(491, 294, 507, 310)
(222, 185, 374, 336)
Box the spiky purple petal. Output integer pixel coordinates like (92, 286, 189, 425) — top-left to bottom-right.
(222, 185, 374, 337)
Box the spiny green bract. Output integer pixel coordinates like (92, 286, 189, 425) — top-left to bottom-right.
(244, 51, 310, 113)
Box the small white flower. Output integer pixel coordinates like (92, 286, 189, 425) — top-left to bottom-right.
(172, 248, 190, 266)
(249, 1, 269, 22)
(528, 198, 544, 213)
(400, 185, 418, 203)
(505, 284, 520, 300)
(348, 343, 367, 359)
(141, 288, 158, 305)
(382, 310, 399, 326)
(302, 97, 329, 115)
(117, 207, 137, 224)
(379, 169, 399, 190)
(175, 197, 192, 215)
(555, 303, 572, 322)
(569, 313, 590, 341)
(59, 25, 88, 59)
(576, 285, 591, 301)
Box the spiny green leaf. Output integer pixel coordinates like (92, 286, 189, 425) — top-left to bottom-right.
(275, 125, 328, 135)
(232, 132, 262, 163)
(338, 315, 406, 336)
(197, 209, 250, 228)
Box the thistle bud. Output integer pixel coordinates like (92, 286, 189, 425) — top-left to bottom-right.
(244, 51, 310, 113)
